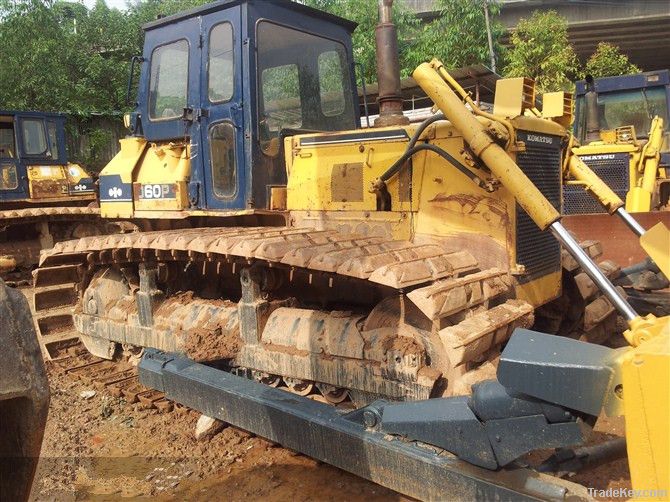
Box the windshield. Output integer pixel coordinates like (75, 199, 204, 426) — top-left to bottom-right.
(256, 21, 355, 156)
(595, 87, 668, 137)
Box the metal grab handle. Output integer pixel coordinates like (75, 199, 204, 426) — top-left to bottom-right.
(126, 55, 145, 106)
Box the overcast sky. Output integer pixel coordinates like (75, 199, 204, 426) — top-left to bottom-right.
(82, 0, 130, 11)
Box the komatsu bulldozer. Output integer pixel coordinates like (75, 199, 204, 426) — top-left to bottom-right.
(34, 0, 621, 380)
(0, 110, 104, 283)
(561, 72, 670, 263)
(33, 1, 669, 498)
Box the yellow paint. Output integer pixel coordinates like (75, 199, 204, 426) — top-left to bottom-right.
(541, 91, 573, 128)
(515, 270, 562, 306)
(574, 116, 666, 213)
(493, 77, 535, 118)
(414, 60, 561, 231)
(100, 137, 147, 218)
(286, 127, 419, 213)
(133, 142, 191, 211)
(640, 223, 670, 279)
(620, 329, 669, 495)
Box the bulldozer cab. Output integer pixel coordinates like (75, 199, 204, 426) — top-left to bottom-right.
(1, 111, 66, 200)
(574, 70, 669, 145)
(126, 0, 359, 211)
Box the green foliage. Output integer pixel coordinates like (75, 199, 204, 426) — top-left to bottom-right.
(0, 0, 212, 114)
(584, 42, 640, 79)
(303, 0, 503, 82)
(409, 0, 504, 71)
(302, 0, 422, 83)
(504, 10, 579, 93)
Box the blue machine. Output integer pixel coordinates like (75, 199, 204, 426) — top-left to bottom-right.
(124, 0, 360, 212)
(0, 109, 95, 204)
(573, 69, 670, 161)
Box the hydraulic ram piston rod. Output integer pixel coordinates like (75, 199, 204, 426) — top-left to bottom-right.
(551, 221, 638, 322)
(615, 207, 646, 237)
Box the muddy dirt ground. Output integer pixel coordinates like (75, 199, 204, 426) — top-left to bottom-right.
(30, 365, 408, 501)
(29, 362, 631, 501)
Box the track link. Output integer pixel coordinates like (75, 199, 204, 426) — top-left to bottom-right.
(46, 341, 172, 412)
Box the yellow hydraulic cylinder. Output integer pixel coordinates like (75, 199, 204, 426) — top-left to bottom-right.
(627, 116, 664, 212)
(413, 60, 560, 230)
(567, 151, 624, 214)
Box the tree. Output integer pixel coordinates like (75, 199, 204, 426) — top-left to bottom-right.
(504, 10, 579, 93)
(302, 0, 422, 83)
(584, 42, 640, 78)
(409, 0, 504, 72)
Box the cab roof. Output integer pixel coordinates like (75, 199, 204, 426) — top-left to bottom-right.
(0, 110, 65, 119)
(143, 0, 358, 33)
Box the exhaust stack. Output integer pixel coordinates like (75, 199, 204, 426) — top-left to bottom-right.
(584, 75, 601, 143)
(374, 0, 409, 127)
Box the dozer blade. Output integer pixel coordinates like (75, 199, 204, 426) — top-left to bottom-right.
(139, 350, 592, 502)
(640, 222, 670, 278)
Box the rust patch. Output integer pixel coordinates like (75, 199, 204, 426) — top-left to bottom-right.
(31, 179, 68, 198)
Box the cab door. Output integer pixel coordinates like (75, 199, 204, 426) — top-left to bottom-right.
(198, 6, 245, 210)
(0, 157, 24, 200)
(0, 117, 25, 200)
(140, 17, 201, 142)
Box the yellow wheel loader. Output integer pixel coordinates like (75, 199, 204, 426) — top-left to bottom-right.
(32, 0, 669, 499)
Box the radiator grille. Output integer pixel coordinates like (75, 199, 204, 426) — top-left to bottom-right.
(564, 153, 629, 214)
(515, 132, 562, 284)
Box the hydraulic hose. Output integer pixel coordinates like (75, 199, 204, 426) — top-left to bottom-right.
(407, 112, 444, 150)
(379, 143, 491, 191)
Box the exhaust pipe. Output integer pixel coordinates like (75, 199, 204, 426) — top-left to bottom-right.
(374, 0, 409, 127)
(584, 75, 600, 143)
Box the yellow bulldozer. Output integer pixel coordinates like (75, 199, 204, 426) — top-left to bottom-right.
(31, 0, 668, 499)
(561, 72, 670, 270)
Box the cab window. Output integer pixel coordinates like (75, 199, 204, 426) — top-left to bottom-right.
(149, 39, 189, 120)
(47, 121, 60, 159)
(257, 22, 355, 156)
(0, 123, 15, 158)
(319, 50, 346, 117)
(208, 23, 234, 103)
(0, 163, 18, 190)
(21, 119, 48, 156)
(209, 122, 236, 198)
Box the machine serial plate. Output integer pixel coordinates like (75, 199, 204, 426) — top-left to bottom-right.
(137, 183, 177, 200)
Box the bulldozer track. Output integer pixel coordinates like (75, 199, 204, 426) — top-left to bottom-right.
(32, 225, 622, 403)
(46, 341, 173, 412)
(0, 206, 101, 225)
(34, 226, 512, 359)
